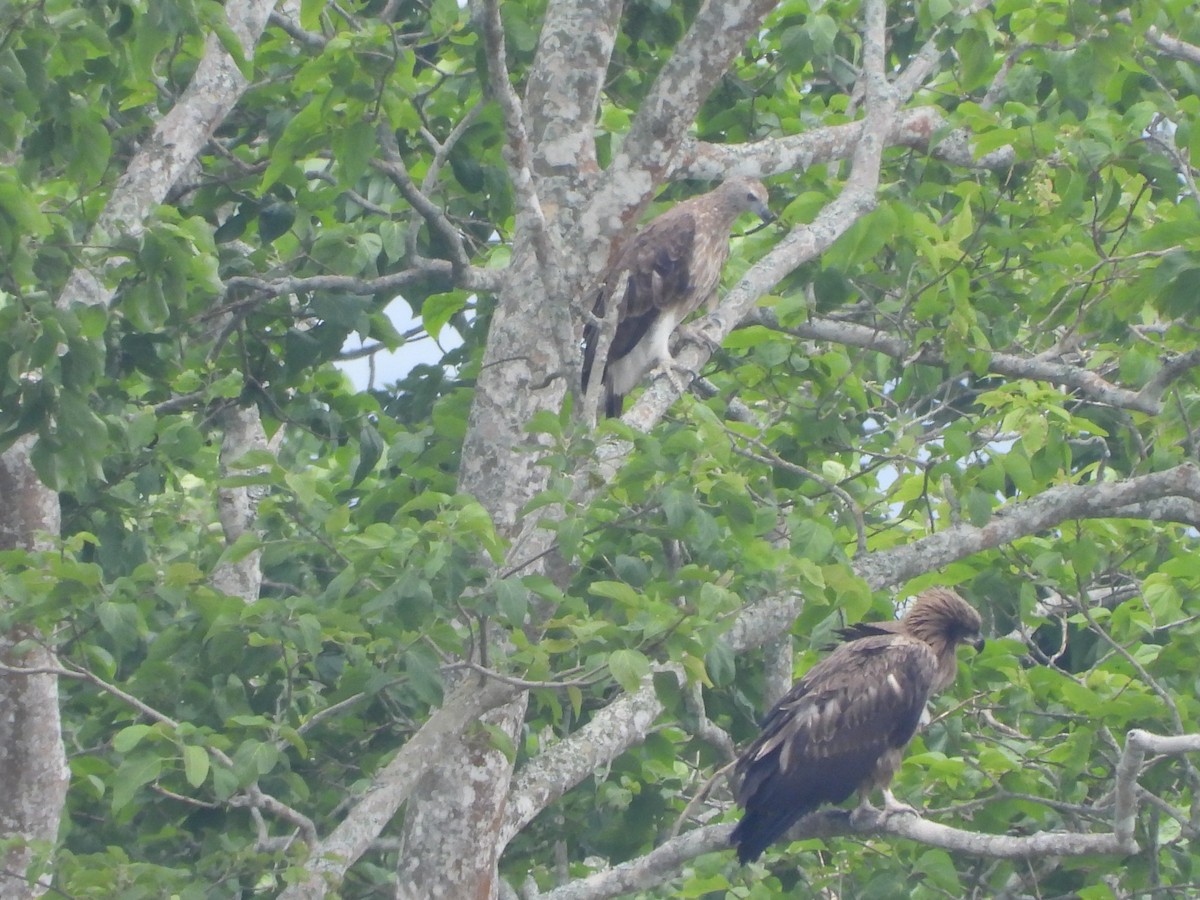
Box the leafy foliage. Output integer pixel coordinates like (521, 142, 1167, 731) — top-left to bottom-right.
(4, 0, 1200, 896)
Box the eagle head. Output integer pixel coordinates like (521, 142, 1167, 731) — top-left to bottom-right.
(720, 176, 774, 225)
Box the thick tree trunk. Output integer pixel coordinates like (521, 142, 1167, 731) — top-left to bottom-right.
(0, 437, 69, 899)
(396, 237, 575, 898)
(394, 696, 529, 900)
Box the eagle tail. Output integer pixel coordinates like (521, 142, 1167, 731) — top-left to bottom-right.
(604, 387, 624, 418)
(730, 803, 811, 864)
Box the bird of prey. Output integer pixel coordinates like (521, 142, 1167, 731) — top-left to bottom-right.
(731, 587, 985, 864)
(581, 177, 773, 418)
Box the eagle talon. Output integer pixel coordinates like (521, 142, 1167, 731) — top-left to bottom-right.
(849, 801, 882, 829)
(648, 359, 692, 396)
(880, 789, 919, 818)
(675, 323, 721, 355)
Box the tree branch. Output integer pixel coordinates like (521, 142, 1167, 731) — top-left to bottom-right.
(538, 723, 1200, 900)
(374, 124, 472, 276)
(534, 802, 1131, 900)
(223, 263, 502, 301)
(498, 667, 683, 845)
(753, 310, 1167, 415)
(1145, 25, 1200, 66)
(674, 107, 1016, 181)
(856, 463, 1200, 590)
(522, 0, 622, 176)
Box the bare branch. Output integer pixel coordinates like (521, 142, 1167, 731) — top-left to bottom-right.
(857, 463, 1200, 590)
(535, 800, 1133, 900)
(675, 107, 1015, 181)
(1146, 26, 1200, 66)
(534, 825, 730, 900)
(893, 0, 995, 100)
(682, 682, 737, 763)
(1115, 730, 1200, 848)
(499, 668, 683, 845)
(420, 100, 486, 195)
(612, 0, 777, 180)
(268, 9, 326, 49)
(451, 661, 603, 691)
(729, 435, 867, 554)
(375, 124, 472, 275)
(223, 262, 502, 300)
(753, 309, 1168, 415)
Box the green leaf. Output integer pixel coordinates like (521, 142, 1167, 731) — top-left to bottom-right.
(112, 724, 155, 754)
(608, 648, 651, 693)
(495, 578, 529, 624)
(112, 753, 163, 814)
(589, 581, 642, 607)
(233, 739, 282, 783)
(353, 422, 384, 486)
(479, 722, 516, 762)
(421, 293, 466, 340)
(182, 745, 210, 788)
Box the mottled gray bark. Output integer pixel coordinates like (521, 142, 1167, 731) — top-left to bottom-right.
(0, 436, 69, 899)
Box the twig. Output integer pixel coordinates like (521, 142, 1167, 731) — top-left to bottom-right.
(453, 661, 605, 691)
(682, 682, 737, 763)
(670, 760, 735, 839)
(374, 124, 471, 276)
(582, 271, 628, 423)
(752, 308, 1165, 415)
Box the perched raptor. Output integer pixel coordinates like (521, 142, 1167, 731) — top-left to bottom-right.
(581, 177, 772, 417)
(731, 587, 985, 864)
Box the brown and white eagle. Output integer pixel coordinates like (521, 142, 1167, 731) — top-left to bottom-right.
(731, 587, 985, 864)
(581, 177, 773, 418)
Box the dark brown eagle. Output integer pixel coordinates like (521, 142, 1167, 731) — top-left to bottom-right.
(581, 177, 773, 417)
(731, 587, 984, 864)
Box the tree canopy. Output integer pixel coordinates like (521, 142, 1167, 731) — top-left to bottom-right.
(4, 0, 1200, 898)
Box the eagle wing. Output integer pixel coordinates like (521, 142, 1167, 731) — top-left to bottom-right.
(580, 210, 697, 405)
(732, 634, 938, 863)
(607, 209, 697, 359)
